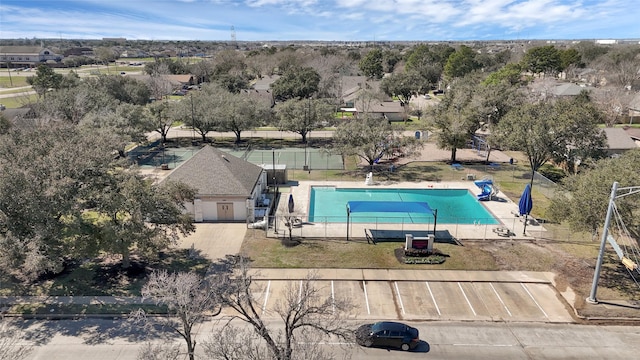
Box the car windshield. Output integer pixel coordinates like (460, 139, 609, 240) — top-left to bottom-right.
(372, 322, 403, 333)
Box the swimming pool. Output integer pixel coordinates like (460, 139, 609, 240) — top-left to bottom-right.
(308, 187, 499, 225)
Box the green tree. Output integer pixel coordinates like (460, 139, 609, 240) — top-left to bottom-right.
(547, 149, 640, 234)
(276, 98, 333, 143)
(443, 45, 481, 79)
(559, 48, 584, 70)
(88, 173, 195, 269)
(218, 91, 271, 143)
(175, 84, 226, 142)
(0, 113, 11, 134)
(495, 97, 607, 180)
(358, 48, 384, 79)
(80, 103, 149, 156)
(332, 116, 419, 169)
(482, 63, 528, 86)
(522, 45, 562, 77)
(429, 76, 480, 162)
(142, 101, 176, 143)
(26, 65, 64, 97)
(271, 66, 320, 101)
(471, 81, 526, 162)
(0, 126, 118, 280)
(380, 72, 419, 105)
(215, 73, 249, 93)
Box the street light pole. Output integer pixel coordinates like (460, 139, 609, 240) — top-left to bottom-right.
(587, 182, 640, 304)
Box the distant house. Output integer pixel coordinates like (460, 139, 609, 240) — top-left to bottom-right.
(365, 101, 407, 122)
(623, 126, 640, 147)
(602, 128, 638, 156)
(628, 92, 640, 121)
(552, 83, 593, 97)
(0, 46, 62, 67)
(253, 75, 280, 91)
(62, 47, 94, 57)
(340, 76, 383, 108)
(241, 88, 275, 108)
(0, 106, 36, 125)
(161, 146, 268, 222)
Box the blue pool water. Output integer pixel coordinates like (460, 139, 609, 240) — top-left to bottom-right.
(308, 187, 499, 224)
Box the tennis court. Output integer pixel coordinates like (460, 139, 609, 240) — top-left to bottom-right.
(129, 143, 343, 170)
(128, 142, 200, 169)
(220, 147, 344, 170)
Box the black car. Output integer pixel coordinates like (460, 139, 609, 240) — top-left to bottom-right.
(356, 321, 420, 351)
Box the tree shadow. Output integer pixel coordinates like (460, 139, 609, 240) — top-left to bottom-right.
(20, 316, 174, 346)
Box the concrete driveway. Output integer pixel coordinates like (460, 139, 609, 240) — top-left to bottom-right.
(175, 223, 246, 260)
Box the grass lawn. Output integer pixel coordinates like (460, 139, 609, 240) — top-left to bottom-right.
(241, 233, 499, 270)
(0, 94, 38, 108)
(0, 76, 29, 88)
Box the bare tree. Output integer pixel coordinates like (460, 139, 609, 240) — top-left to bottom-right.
(136, 341, 182, 360)
(206, 258, 356, 360)
(0, 320, 33, 360)
(133, 270, 224, 360)
(591, 87, 635, 126)
(148, 62, 174, 101)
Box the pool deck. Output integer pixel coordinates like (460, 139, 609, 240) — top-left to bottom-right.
(273, 179, 545, 241)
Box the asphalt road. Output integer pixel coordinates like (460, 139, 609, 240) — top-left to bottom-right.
(13, 318, 640, 359)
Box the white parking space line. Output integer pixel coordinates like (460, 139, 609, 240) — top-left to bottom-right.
(394, 281, 405, 315)
(458, 282, 477, 316)
(490, 283, 512, 317)
(521, 283, 549, 319)
(426, 282, 441, 316)
(362, 281, 371, 315)
(262, 280, 271, 314)
(331, 281, 335, 314)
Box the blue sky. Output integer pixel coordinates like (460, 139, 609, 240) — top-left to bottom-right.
(1, 0, 638, 41)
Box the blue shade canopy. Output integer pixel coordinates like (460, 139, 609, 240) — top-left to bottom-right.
(347, 201, 433, 215)
(518, 184, 533, 216)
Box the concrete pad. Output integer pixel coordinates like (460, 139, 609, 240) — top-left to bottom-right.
(459, 282, 492, 320)
(363, 281, 398, 319)
(175, 223, 246, 261)
(395, 281, 441, 319)
(472, 282, 514, 321)
(259, 280, 286, 316)
(332, 280, 368, 318)
(522, 283, 574, 322)
(429, 282, 476, 320)
(492, 282, 546, 321)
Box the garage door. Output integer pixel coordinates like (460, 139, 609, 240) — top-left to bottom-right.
(201, 201, 218, 221)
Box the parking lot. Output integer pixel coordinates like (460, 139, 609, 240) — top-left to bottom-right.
(220, 279, 574, 323)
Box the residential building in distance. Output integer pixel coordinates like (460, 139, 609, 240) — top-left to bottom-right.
(0, 46, 63, 67)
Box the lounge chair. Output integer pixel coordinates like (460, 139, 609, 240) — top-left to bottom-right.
(451, 163, 464, 171)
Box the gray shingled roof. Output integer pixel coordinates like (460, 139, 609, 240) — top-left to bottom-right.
(553, 83, 593, 96)
(162, 145, 263, 196)
(602, 128, 638, 150)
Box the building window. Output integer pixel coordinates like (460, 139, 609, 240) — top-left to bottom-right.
(18, 58, 22, 60)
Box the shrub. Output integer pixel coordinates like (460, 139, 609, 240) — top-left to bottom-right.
(404, 256, 446, 264)
(404, 247, 448, 258)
